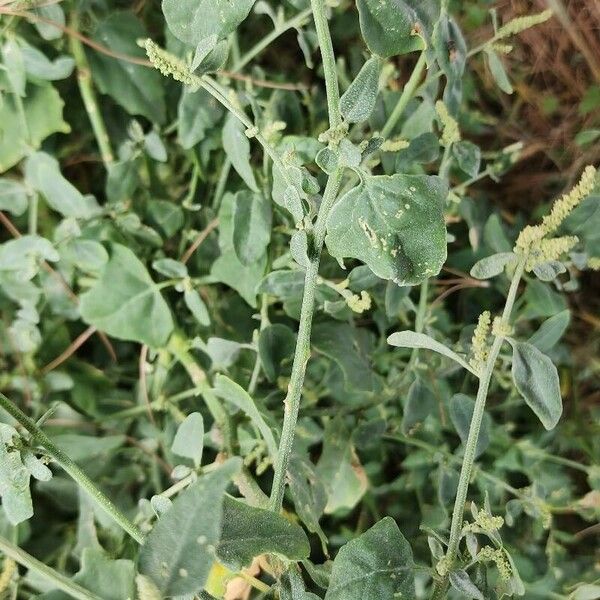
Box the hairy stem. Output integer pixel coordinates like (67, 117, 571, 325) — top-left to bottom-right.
(381, 51, 427, 138)
(430, 260, 525, 599)
(269, 168, 344, 511)
(70, 12, 114, 166)
(0, 535, 102, 600)
(0, 393, 144, 544)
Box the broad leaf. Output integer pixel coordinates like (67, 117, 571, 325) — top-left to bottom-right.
(162, 0, 256, 45)
(357, 0, 425, 58)
(388, 331, 476, 374)
(177, 87, 223, 150)
(88, 12, 166, 123)
(213, 374, 278, 459)
(325, 174, 447, 285)
(470, 252, 517, 280)
(25, 152, 101, 219)
(217, 496, 310, 569)
(233, 190, 271, 266)
(139, 458, 241, 596)
(509, 340, 563, 430)
(325, 517, 415, 600)
(340, 56, 381, 123)
(80, 244, 174, 348)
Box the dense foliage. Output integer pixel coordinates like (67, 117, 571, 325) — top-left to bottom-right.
(0, 0, 599, 599)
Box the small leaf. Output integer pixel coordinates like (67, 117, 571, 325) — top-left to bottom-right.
(259, 324, 296, 382)
(533, 260, 566, 281)
(171, 413, 204, 466)
(325, 174, 447, 285)
(485, 48, 513, 94)
(152, 258, 188, 279)
(213, 374, 278, 459)
(357, 0, 425, 58)
(233, 190, 271, 266)
(528, 310, 570, 352)
(2, 38, 26, 97)
(509, 340, 563, 430)
(80, 244, 174, 348)
(453, 140, 481, 178)
(184, 289, 210, 327)
(470, 252, 517, 279)
(449, 569, 484, 600)
(217, 496, 310, 570)
(0, 440, 32, 525)
(222, 115, 259, 192)
(21, 42, 74, 80)
(340, 56, 381, 123)
(0, 179, 28, 216)
(139, 458, 241, 596)
(325, 517, 415, 600)
(191, 35, 218, 71)
(402, 378, 436, 434)
(388, 331, 476, 374)
(449, 394, 491, 458)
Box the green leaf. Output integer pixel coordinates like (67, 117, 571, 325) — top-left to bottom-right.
(325, 174, 447, 285)
(259, 324, 296, 382)
(213, 374, 278, 460)
(0, 83, 70, 173)
(449, 569, 484, 600)
(211, 193, 266, 307)
(453, 140, 481, 178)
(470, 252, 517, 280)
(317, 419, 368, 514)
(184, 289, 211, 327)
(171, 413, 204, 466)
(357, 0, 425, 58)
(340, 56, 381, 123)
(177, 87, 223, 150)
(449, 394, 491, 458)
(388, 331, 476, 374)
(73, 549, 135, 600)
(25, 152, 101, 219)
(0, 425, 32, 525)
(528, 310, 570, 352)
(485, 48, 513, 95)
(162, 0, 256, 45)
(138, 458, 241, 597)
(402, 378, 436, 435)
(2, 38, 26, 96)
(325, 517, 415, 600)
(222, 115, 259, 192)
(0, 178, 28, 216)
(88, 12, 166, 123)
(509, 340, 563, 430)
(233, 190, 271, 266)
(80, 244, 174, 348)
(21, 42, 74, 81)
(217, 496, 310, 570)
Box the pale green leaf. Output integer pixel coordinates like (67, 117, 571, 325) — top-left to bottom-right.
(0, 179, 28, 216)
(80, 244, 174, 348)
(470, 252, 517, 280)
(222, 115, 259, 192)
(528, 310, 570, 352)
(171, 413, 204, 466)
(325, 517, 415, 600)
(325, 174, 447, 285)
(449, 394, 491, 458)
(449, 570, 484, 600)
(509, 340, 563, 430)
(485, 48, 513, 94)
(340, 56, 381, 123)
(184, 289, 210, 327)
(217, 496, 310, 570)
(233, 190, 271, 266)
(139, 458, 241, 597)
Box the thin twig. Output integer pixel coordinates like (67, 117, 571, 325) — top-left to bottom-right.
(181, 218, 219, 264)
(41, 326, 97, 374)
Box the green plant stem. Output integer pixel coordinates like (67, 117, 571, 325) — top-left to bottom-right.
(0, 392, 144, 545)
(381, 52, 427, 138)
(310, 0, 342, 129)
(269, 167, 344, 511)
(268, 0, 344, 512)
(0, 535, 102, 600)
(233, 7, 313, 71)
(430, 260, 525, 600)
(69, 12, 114, 167)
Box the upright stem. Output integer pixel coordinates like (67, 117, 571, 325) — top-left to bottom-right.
(430, 260, 525, 599)
(269, 168, 344, 511)
(69, 12, 114, 167)
(0, 535, 102, 600)
(381, 52, 427, 138)
(0, 393, 144, 544)
(310, 0, 342, 129)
